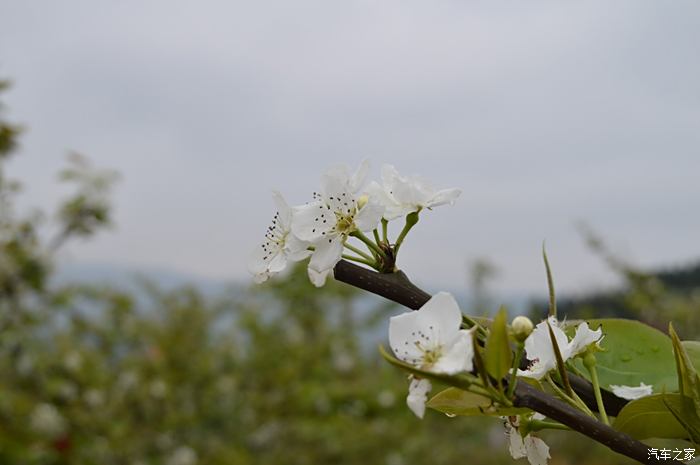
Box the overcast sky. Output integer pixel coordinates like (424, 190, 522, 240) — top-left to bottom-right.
(1, 1, 699, 296)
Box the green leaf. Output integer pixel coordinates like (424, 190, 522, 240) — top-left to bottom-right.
(682, 341, 700, 371)
(669, 324, 700, 414)
(484, 307, 512, 380)
(548, 319, 574, 397)
(542, 245, 556, 318)
(427, 387, 528, 417)
(378, 346, 474, 391)
(612, 394, 688, 440)
(663, 395, 700, 443)
(572, 319, 677, 392)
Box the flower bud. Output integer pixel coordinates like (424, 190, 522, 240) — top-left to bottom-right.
(357, 194, 369, 209)
(511, 316, 534, 342)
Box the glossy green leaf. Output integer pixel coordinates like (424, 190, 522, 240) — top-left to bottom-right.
(682, 341, 700, 371)
(669, 324, 700, 413)
(663, 395, 700, 443)
(612, 394, 688, 440)
(484, 307, 512, 379)
(427, 387, 528, 417)
(572, 319, 677, 392)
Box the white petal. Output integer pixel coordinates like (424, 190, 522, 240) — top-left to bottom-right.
(271, 190, 293, 229)
(415, 292, 462, 344)
(308, 235, 344, 272)
(426, 188, 462, 208)
(506, 420, 527, 459)
(385, 204, 414, 220)
(391, 175, 430, 208)
(610, 383, 653, 400)
(353, 198, 384, 231)
(349, 159, 370, 193)
(389, 310, 426, 363)
(517, 359, 554, 380)
(406, 378, 431, 419)
(291, 202, 334, 241)
(321, 165, 352, 201)
(267, 251, 287, 273)
(524, 317, 569, 368)
(566, 322, 603, 359)
(433, 330, 474, 374)
(365, 181, 401, 219)
(380, 164, 401, 187)
(308, 267, 332, 287)
(247, 241, 279, 275)
(524, 436, 550, 465)
(284, 234, 312, 262)
(252, 271, 270, 284)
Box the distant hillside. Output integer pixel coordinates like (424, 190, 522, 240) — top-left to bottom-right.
(528, 260, 700, 322)
(54, 262, 235, 296)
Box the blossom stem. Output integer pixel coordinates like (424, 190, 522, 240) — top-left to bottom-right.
(381, 218, 388, 243)
(583, 353, 610, 425)
(373, 228, 381, 245)
(546, 375, 595, 417)
(341, 254, 378, 268)
(351, 230, 385, 259)
(506, 343, 525, 398)
(393, 210, 420, 255)
(529, 419, 571, 432)
(344, 242, 375, 262)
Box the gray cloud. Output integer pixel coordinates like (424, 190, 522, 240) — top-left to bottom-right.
(2, 0, 699, 295)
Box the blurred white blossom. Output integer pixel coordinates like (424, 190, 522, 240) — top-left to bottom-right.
(30, 403, 67, 437)
(167, 446, 198, 465)
(63, 351, 83, 372)
(610, 382, 653, 400)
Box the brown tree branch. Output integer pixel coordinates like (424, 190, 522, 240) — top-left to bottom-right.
(333, 259, 664, 465)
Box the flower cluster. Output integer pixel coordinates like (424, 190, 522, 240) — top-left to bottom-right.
(389, 292, 474, 418)
(249, 161, 461, 286)
(517, 316, 603, 380)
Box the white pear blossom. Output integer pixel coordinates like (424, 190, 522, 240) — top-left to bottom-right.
(366, 164, 461, 220)
(167, 446, 198, 465)
(292, 160, 384, 286)
(389, 292, 474, 418)
(248, 191, 311, 283)
(504, 414, 551, 465)
(406, 377, 431, 419)
(610, 382, 653, 400)
(518, 317, 602, 380)
(30, 403, 67, 437)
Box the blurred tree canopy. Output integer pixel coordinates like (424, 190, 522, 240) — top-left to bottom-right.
(529, 226, 700, 340)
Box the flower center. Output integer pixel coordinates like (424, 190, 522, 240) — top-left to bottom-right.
(420, 346, 443, 368)
(334, 211, 356, 234)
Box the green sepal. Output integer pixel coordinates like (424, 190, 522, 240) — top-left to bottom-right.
(427, 387, 528, 417)
(484, 307, 512, 380)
